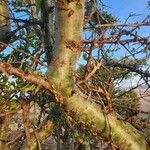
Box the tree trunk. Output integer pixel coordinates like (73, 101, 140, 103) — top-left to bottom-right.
(0, 0, 149, 149)
(46, 0, 149, 150)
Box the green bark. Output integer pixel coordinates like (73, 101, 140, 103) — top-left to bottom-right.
(47, 0, 84, 97)
(0, 0, 149, 149)
(46, 0, 149, 150)
(65, 94, 149, 150)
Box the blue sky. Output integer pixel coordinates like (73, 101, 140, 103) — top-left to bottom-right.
(79, 0, 150, 63)
(102, 1, 150, 87)
(102, 0, 150, 59)
(103, 0, 149, 22)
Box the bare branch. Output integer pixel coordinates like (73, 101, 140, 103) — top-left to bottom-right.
(0, 62, 64, 104)
(0, 108, 20, 117)
(105, 61, 150, 77)
(96, 21, 150, 28)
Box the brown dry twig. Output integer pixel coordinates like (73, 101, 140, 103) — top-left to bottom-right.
(0, 62, 64, 104)
(6, 130, 24, 148)
(0, 107, 21, 117)
(77, 62, 102, 84)
(96, 21, 150, 28)
(21, 99, 31, 149)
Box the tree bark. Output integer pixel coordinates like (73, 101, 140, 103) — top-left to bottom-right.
(0, 59, 149, 150)
(46, 0, 149, 150)
(0, 0, 149, 149)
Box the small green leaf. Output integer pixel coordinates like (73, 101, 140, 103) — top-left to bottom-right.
(6, 101, 18, 110)
(21, 83, 36, 93)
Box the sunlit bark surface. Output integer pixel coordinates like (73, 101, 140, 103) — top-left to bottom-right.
(46, 0, 149, 150)
(0, 0, 149, 149)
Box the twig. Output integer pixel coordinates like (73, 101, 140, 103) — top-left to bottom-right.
(21, 99, 31, 149)
(34, 132, 42, 150)
(6, 131, 24, 147)
(0, 107, 20, 117)
(96, 21, 150, 28)
(0, 62, 64, 104)
(0, 41, 47, 67)
(77, 62, 102, 84)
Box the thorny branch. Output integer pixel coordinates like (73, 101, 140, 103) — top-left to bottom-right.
(96, 21, 150, 28)
(0, 0, 150, 148)
(105, 60, 150, 77)
(0, 107, 20, 117)
(0, 62, 64, 104)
